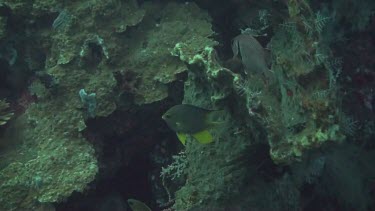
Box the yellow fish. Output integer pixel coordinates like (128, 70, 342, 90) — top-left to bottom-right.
(127, 199, 151, 211)
(162, 104, 223, 145)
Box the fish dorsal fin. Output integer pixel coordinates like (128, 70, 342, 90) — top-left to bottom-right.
(127, 199, 152, 211)
(192, 130, 213, 144)
(176, 133, 187, 145)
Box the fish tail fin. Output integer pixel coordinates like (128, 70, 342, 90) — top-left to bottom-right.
(176, 133, 187, 145)
(192, 130, 213, 144)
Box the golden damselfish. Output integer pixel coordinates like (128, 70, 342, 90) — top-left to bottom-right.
(162, 104, 223, 145)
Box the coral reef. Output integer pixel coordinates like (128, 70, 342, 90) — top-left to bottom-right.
(165, 0, 374, 210)
(0, 0, 374, 210)
(0, 0, 218, 210)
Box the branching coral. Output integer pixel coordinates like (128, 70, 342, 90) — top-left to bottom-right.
(161, 151, 188, 181)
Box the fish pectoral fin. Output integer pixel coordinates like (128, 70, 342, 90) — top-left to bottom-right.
(192, 130, 213, 144)
(176, 133, 187, 145)
(206, 110, 226, 125)
(208, 120, 226, 128)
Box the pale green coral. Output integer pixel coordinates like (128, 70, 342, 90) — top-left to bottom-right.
(0, 101, 98, 210)
(171, 45, 240, 89)
(120, 2, 217, 104)
(271, 124, 345, 163)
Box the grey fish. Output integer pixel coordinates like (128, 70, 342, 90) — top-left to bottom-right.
(232, 33, 270, 75)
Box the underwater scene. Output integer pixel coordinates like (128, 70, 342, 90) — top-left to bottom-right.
(0, 0, 374, 210)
